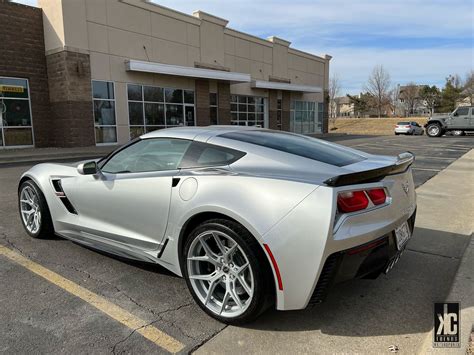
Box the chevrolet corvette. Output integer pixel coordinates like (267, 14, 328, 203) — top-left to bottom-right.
(18, 127, 416, 324)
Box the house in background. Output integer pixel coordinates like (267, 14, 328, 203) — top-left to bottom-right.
(397, 85, 430, 116)
(335, 96, 355, 117)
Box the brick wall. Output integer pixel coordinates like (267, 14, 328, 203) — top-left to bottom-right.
(195, 79, 210, 126)
(217, 82, 231, 125)
(281, 91, 291, 131)
(268, 91, 278, 130)
(45, 51, 95, 147)
(0, 0, 51, 147)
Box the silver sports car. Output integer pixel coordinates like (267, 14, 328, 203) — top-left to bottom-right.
(18, 127, 416, 324)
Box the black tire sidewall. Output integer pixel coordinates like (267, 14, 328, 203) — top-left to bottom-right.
(183, 219, 271, 325)
(427, 124, 442, 137)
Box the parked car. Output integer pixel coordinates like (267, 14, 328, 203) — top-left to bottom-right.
(18, 127, 416, 324)
(425, 106, 474, 137)
(394, 121, 424, 135)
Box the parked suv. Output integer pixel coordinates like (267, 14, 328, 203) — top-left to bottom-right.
(394, 121, 424, 135)
(425, 106, 473, 137)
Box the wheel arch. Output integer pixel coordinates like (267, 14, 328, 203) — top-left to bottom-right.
(176, 211, 277, 305)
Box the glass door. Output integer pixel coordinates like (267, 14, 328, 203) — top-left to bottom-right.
(0, 77, 34, 147)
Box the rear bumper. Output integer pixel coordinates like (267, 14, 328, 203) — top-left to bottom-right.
(308, 209, 416, 306)
(395, 128, 411, 134)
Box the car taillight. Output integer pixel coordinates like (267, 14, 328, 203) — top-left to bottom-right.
(366, 188, 387, 205)
(405, 125, 411, 128)
(337, 188, 387, 213)
(337, 191, 369, 213)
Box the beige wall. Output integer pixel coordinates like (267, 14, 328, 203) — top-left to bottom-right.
(39, 0, 331, 142)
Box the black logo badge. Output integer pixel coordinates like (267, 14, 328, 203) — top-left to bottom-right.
(434, 302, 460, 348)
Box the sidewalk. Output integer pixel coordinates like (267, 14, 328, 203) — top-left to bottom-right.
(0, 146, 117, 166)
(195, 149, 474, 354)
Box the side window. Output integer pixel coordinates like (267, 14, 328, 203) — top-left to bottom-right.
(180, 142, 246, 168)
(455, 107, 469, 116)
(101, 139, 191, 174)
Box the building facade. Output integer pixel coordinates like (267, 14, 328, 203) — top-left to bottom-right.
(1, 0, 331, 148)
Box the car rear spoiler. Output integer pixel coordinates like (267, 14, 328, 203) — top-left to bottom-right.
(324, 152, 415, 187)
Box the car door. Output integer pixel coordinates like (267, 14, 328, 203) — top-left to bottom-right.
(61, 138, 191, 252)
(450, 107, 469, 128)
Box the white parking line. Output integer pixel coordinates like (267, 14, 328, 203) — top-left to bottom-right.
(412, 167, 441, 172)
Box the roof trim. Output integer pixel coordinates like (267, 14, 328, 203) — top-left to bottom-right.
(126, 60, 251, 82)
(251, 80, 323, 93)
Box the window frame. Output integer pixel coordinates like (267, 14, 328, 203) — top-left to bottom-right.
(0, 76, 35, 148)
(92, 80, 118, 146)
(230, 94, 265, 127)
(291, 100, 321, 134)
(126, 83, 196, 140)
(210, 92, 219, 125)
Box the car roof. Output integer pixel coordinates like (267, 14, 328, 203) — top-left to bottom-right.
(140, 126, 269, 142)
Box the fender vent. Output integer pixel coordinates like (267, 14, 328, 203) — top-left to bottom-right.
(51, 179, 78, 215)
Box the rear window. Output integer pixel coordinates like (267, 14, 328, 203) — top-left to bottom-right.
(397, 122, 410, 125)
(219, 131, 365, 167)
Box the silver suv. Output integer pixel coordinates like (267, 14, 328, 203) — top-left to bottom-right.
(425, 106, 473, 137)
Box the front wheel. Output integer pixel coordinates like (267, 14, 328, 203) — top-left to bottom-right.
(183, 219, 274, 324)
(426, 123, 443, 137)
(18, 180, 54, 238)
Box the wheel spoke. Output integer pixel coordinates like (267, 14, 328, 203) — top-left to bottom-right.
(189, 270, 219, 281)
(204, 278, 219, 305)
(20, 199, 33, 206)
(21, 209, 34, 215)
(219, 291, 230, 314)
(229, 284, 243, 308)
(237, 275, 252, 296)
(199, 237, 218, 261)
(212, 232, 227, 255)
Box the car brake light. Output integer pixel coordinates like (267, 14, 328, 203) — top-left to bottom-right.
(405, 125, 411, 128)
(337, 191, 369, 213)
(366, 188, 387, 205)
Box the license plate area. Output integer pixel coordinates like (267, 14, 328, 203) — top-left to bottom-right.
(395, 221, 411, 250)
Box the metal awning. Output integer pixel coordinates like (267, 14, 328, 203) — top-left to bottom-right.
(126, 60, 251, 82)
(251, 80, 323, 93)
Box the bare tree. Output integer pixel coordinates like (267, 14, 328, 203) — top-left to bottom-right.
(365, 65, 391, 118)
(389, 84, 401, 116)
(462, 70, 474, 105)
(328, 74, 341, 127)
(400, 82, 419, 116)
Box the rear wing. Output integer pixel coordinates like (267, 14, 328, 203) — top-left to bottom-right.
(324, 152, 415, 187)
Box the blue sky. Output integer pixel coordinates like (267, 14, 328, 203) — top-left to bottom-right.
(15, 0, 474, 95)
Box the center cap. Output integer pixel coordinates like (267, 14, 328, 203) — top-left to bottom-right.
(222, 266, 229, 273)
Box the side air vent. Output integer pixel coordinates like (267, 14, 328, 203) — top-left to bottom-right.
(51, 179, 78, 215)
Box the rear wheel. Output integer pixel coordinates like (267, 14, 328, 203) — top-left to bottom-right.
(183, 219, 273, 324)
(18, 180, 54, 239)
(426, 123, 443, 137)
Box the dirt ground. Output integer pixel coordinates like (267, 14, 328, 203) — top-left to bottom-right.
(329, 117, 429, 135)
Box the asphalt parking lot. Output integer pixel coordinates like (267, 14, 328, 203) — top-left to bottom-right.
(0, 134, 473, 354)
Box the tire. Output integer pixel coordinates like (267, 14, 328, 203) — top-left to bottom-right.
(183, 219, 274, 324)
(18, 180, 54, 239)
(452, 130, 465, 136)
(395, 133, 399, 135)
(426, 123, 443, 137)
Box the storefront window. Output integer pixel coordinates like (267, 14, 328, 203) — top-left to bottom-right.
(290, 100, 322, 134)
(127, 84, 195, 139)
(92, 80, 117, 144)
(230, 95, 264, 127)
(0, 77, 34, 147)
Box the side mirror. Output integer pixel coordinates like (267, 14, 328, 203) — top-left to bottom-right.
(77, 161, 99, 175)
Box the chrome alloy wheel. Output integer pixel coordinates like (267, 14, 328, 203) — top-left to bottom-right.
(187, 230, 254, 318)
(428, 125, 440, 136)
(20, 185, 41, 234)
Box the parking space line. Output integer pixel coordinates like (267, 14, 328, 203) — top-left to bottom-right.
(0, 245, 185, 353)
(412, 167, 441, 172)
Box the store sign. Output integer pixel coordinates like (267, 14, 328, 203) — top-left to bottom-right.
(0, 85, 24, 93)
